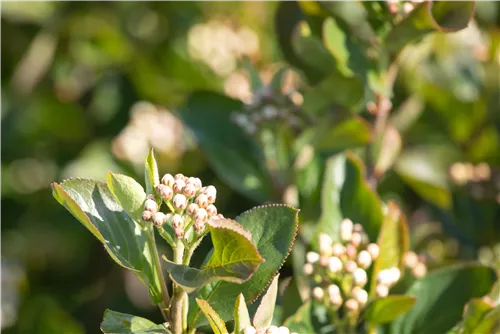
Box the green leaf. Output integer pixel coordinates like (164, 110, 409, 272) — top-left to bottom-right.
(253, 274, 279, 329)
(473, 306, 500, 334)
(100, 310, 167, 334)
(179, 92, 273, 203)
(370, 201, 409, 296)
(363, 296, 416, 325)
(385, 1, 475, 54)
(51, 179, 162, 303)
(373, 124, 402, 177)
(189, 205, 299, 327)
(283, 301, 315, 333)
(144, 148, 160, 199)
(196, 299, 229, 334)
(460, 298, 494, 334)
(163, 219, 263, 293)
(107, 172, 147, 221)
(234, 294, 251, 334)
(242, 58, 263, 91)
(392, 264, 497, 334)
(314, 117, 371, 153)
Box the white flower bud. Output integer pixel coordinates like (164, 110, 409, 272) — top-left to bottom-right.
(319, 255, 329, 267)
(216, 213, 224, 219)
(144, 199, 158, 213)
(244, 326, 257, 334)
(206, 204, 217, 216)
(204, 185, 217, 203)
(173, 194, 187, 210)
(341, 218, 354, 242)
(142, 210, 153, 221)
(403, 251, 419, 269)
(266, 325, 279, 334)
(313, 287, 324, 301)
(174, 227, 184, 238)
(328, 256, 342, 273)
(171, 214, 184, 228)
(353, 223, 363, 233)
(195, 208, 208, 223)
(345, 298, 359, 313)
(196, 193, 209, 208)
(306, 251, 320, 264)
(375, 284, 389, 297)
(344, 260, 357, 273)
(187, 203, 199, 215)
(303, 263, 314, 275)
(194, 220, 205, 233)
(412, 262, 427, 278)
(183, 183, 196, 197)
(402, 2, 414, 15)
(174, 173, 185, 181)
(330, 293, 343, 308)
(173, 179, 185, 193)
(278, 327, 290, 334)
(353, 268, 368, 287)
(352, 286, 368, 307)
(153, 212, 166, 227)
(361, 232, 369, 245)
(332, 243, 346, 257)
(377, 269, 393, 286)
(318, 233, 333, 256)
(327, 284, 340, 299)
(158, 185, 173, 200)
(161, 174, 174, 187)
(357, 250, 372, 269)
(389, 267, 401, 283)
(346, 244, 357, 259)
(367, 243, 380, 260)
(351, 232, 362, 248)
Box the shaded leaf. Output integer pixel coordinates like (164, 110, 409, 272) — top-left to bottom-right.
(363, 295, 416, 325)
(283, 301, 315, 333)
(253, 274, 279, 329)
(392, 264, 497, 334)
(315, 117, 371, 153)
(100, 310, 166, 334)
(189, 205, 299, 327)
(163, 219, 263, 293)
(107, 172, 147, 221)
(196, 299, 228, 334)
(234, 294, 251, 334)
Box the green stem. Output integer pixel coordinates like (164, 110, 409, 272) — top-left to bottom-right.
(171, 239, 187, 334)
(147, 227, 171, 320)
(157, 226, 176, 248)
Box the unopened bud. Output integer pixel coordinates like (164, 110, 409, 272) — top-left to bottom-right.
(187, 203, 199, 215)
(357, 250, 372, 269)
(306, 251, 320, 264)
(328, 256, 342, 273)
(352, 286, 368, 307)
(161, 174, 174, 187)
(353, 268, 368, 287)
(158, 185, 173, 200)
(194, 220, 205, 233)
(346, 244, 357, 259)
(403, 251, 419, 269)
(313, 287, 324, 301)
(367, 243, 380, 260)
(278, 327, 290, 334)
(377, 269, 393, 286)
(303, 263, 314, 275)
(174, 173, 185, 181)
(173, 194, 187, 210)
(174, 227, 184, 238)
(244, 326, 256, 334)
(216, 213, 224, 219)
(344, 260, 357, 273)
(319, 255, 329, 267)
(330, 293, 343, 308)
(205, 185, 217, 204)
(173, 179, 185, 193)
(375, 284, 389, 297)
(172, 214, 184, 228)
(332, 243, 346, 257)
(353, 223, 363, 233)
(142, 210, 153, 221)
(351, 232, 362, 248)
(266, 326, 279, 334)
(345, 298, 359, 313)
(341, 219, 354, 242)
(183, 183, 196, 197)
(412, 262, 427, 278)
(195, 208, 208, 223)
(196, 194, 209, 208)
(402, 2, 414, 15)
(389, 267, 401, 283)
(153, 212, 166, 227)
(144, 199, 158, 213)
(319, 233, 333, 256)
(327, 284, 340, 298)
(206, 204, 217, 216)
(146, 194, 155, 200)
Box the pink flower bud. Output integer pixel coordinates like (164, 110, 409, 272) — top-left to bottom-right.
(357, 250, 372, 269)
(327, 284, 340, 299)
(353, 223, 363, 233)
(345, 298, 359, 313)
(187, 203, 199, 215)
(332, 243, 346, 257)
(367, 243, 380, 260)
(196, 194, 208, 208)
(158, 185, 173, 200)
(330, 293, 343, 308)
(153, 212, 166, 227)
(173, 194, 187, 210)
(412, 262, 427, 278)
(174, 227, 184, 239)
(142, 210, 153, 221)
(173, 179, 185, 193)
(351, 232, 362, 248)
(194, 220, 205, 233)
(266, 326, 279, 334)
(183, 183, 196, 197)
(195, 208, 208, 223)
(244, 326, 256, 334)
(144, 199, 158, 213)
(341, 218, 353, 242)
(161, 174, 174, 187)
(174, 173, 185, 181)
(206, 204, 217, 216)
(171, 214, 184, 228)
(319, 255, 329, 267)
(318, 233, 333, 256)
(204, 185, 217, 204)
(403, 251, 419, 269)
(352, 286, 368, 307)
(344, 260, 357, 273)
(346, 244, 357, 259)
(375, 284, 389, 297)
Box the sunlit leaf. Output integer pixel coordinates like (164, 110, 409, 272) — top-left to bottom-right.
(196, 299, 228, 334)
(364, 295, 416, 325)
(100, 309, 167, 334)
(253, 274, 279, 329)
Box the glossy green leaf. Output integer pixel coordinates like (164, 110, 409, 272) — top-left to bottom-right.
(107, 172, 147, 221)
(163, 219, 263, 293)
(196, 299, 229, 334)
(363, 296, 416, 325)
(253, 274, 279, 329)
(315, 117, 371, 152)
(51, 179, 162, 303)
(189, 205, 299, 327)
(100, 310, 167, 334)
(370, 201, 409, 296)
(392, 264, 497, 334)
(283, 301, 315, 333)
(179, 92, 273, 203)
(234, 294, 251, 334)
(385, 1, 475, 54)
(144, 148, 160, 199)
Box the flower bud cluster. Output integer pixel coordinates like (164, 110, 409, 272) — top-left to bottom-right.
(386, 1, 423, 16)
(402, 251, 427, 278)
(244, 325, 297, 334)
(141, 173, 223, 239)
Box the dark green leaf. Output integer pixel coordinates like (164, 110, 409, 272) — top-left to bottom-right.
(189, 205, 299, 327)
(101, 309, 167, 334)
(363, 296, 416, 325)
(283, 301, 315, 333)
(107, 172, 147, 221)
(314, 117, 371, 152)
(392, 264, 497, 334)
(196, 299, 229, 334)
(179, 92, 274, 203)
(163, 219, 263, 293)
(51, 179, 162, 303)
(253, 274, 279, 329)
(234, 294, 251, 334)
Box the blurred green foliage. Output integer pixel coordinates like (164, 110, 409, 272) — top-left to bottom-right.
(2, 1, 500, 333)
